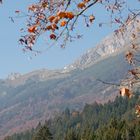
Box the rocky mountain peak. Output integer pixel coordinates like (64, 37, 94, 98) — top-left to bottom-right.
(65, 18, 140, 70)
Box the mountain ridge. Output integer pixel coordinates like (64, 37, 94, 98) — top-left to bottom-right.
(5, 18, 140, 83)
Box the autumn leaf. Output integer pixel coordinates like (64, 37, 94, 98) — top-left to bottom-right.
(131, 33, 137, 40)
(77, 2, 86, 9)
(66, 12, 74, 19)
(52, 24, 59, 30)
(28, 26, 36, 33)
(60, 20, 67, 27)
(41, 2, 48, 9)
(50, 34, 56, 40)
(48, 16, 56, 23)
(57, 11, 67, 19)
(120, 87, 133, 98)
(52, 17, 60, 24)
(125, 51, 134, 64)
(15, 10, 20, 13)
(46, 25, 52, 30)
(89, 15, 95, 23)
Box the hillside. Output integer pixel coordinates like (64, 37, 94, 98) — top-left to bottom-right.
(4, 95, 140, 140)
(0, 50, 130, 139)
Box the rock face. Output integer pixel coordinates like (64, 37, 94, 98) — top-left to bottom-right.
(0, 19, 140, 139)
(7, 73, 21, 81)
(69, 34, 125, 69)
(66, 19, 140, 70)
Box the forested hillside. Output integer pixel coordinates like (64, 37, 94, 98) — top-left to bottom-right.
(4, 93, 140, 140)
(0, 51, 130, 138)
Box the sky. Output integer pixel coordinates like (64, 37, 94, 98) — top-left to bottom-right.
(0, 0, 139, 79)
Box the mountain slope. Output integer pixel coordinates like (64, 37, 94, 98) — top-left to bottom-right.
(4, 95, 140, 140)
(0, 52, 130, 138)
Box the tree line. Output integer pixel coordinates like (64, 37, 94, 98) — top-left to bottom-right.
(4, 92, 140, 140)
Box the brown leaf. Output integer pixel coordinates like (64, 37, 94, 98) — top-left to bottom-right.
(48, 16, 56, 23)
(77, 2, 86, 9)
(89, 15, 95, 23)
(50, 34, 56, 40)
(60, 20, 67, 27)
(120, 87, 133, 98)
(125, 51, 134, 64)
(66, 12, 74, 19)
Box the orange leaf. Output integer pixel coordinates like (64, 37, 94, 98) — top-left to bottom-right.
(120, 87, 133, 98)
(48, 16, 55, 23)
(52, 17, 60, 24)
(66, 12, 74, 19)
(77, 2, 86, 9)
(57, 11, 66, 19)
(60, 20, 67, 27)
(83, 0, 90, 3)
(28, 26, 36, 33)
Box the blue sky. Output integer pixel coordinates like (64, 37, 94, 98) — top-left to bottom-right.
(0, 0, 139, 78)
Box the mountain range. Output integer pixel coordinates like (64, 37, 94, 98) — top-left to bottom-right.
(0, 19, 140, 139)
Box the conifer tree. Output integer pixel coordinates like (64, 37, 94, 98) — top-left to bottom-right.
(32, 125, 53, 140)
